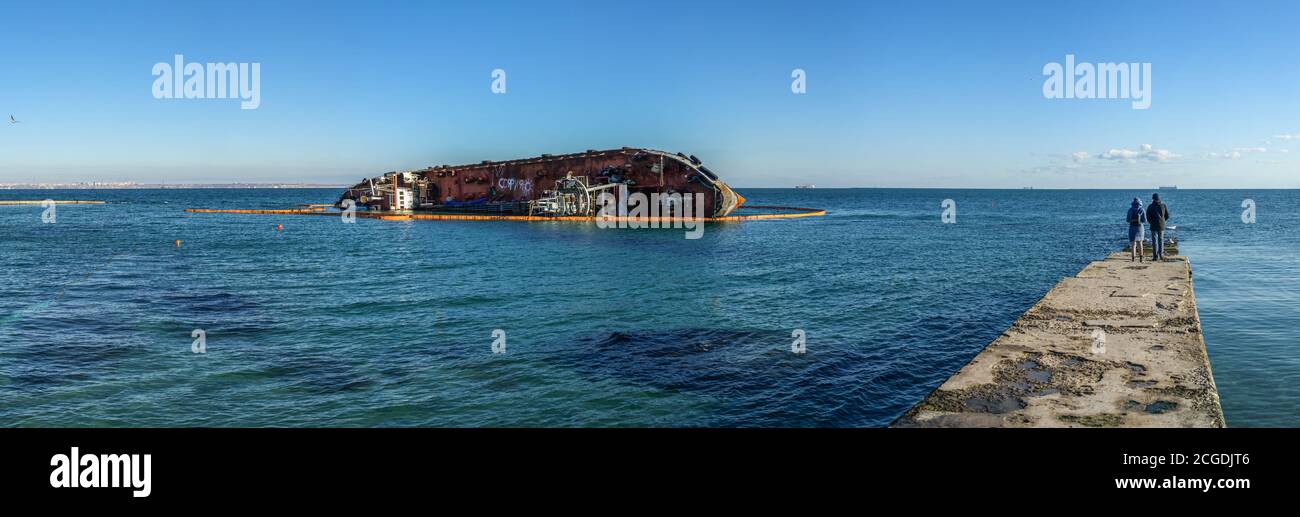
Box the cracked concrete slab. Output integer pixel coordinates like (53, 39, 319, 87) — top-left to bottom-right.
(893, 251, 1225, 428)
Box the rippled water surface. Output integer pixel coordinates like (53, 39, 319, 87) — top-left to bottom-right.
(1, 188, 1295, 426)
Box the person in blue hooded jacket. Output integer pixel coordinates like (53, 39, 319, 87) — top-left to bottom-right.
(1126, 198, 1147, 262)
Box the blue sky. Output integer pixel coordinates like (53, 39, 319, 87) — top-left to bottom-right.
(1, 0, 1297, 188)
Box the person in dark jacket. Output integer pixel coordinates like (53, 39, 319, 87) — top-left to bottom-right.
(1146, 193, 1171, 261)
(1126, 198, 1146, 262)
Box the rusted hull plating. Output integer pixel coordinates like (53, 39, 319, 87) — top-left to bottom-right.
(337, 148, 745, 218)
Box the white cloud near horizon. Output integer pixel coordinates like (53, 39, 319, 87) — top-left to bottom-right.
(1209, 146, 1272, 159)
(1098, 144, 1180, 162)
(1034, 144, 1180, 175)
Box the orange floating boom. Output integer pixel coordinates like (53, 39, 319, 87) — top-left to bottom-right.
(184, 205, 825, 222)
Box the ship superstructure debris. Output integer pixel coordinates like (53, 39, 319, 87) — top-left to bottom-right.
(336, 148, 746, 218)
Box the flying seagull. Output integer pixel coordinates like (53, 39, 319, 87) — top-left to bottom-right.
(8, 115, 18, 124)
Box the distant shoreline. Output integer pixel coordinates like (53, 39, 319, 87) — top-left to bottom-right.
(729, 187, 1297, 190)
(0, 184, 347, 189)
(3, 185, 1296, 190)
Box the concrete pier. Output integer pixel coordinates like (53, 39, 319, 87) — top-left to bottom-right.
(894, 251, 1225, 428)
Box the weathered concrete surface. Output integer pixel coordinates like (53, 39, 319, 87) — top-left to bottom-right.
(893, 252, 1225, 428)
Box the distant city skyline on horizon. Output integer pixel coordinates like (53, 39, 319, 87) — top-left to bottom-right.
(2, 1, 1298, 189)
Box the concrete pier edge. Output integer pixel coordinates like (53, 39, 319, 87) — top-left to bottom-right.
(893, 249, 1225, 428)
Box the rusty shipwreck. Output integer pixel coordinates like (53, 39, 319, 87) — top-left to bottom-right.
(337, 148, 745, 218)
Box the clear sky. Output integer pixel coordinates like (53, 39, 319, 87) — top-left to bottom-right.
(1, 0, 1297, 188)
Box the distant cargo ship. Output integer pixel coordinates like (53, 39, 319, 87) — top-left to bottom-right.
(1159, 185, 1178, 190)
(338, 148, 745, 218)
(795, 184, 816, 189)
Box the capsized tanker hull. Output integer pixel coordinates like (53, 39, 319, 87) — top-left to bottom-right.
(338, 148, 744, 218)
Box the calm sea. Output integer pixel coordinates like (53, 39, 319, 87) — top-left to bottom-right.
(1, 188, 1295, 427)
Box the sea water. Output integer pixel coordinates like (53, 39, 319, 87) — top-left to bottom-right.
(1, 188, 1295, 426)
